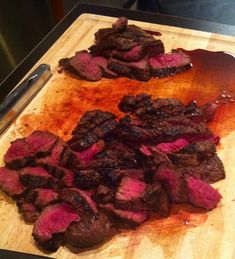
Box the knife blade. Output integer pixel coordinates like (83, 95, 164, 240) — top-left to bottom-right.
(0, 64, 52, 135)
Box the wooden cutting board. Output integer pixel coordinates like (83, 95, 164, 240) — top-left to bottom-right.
(1, 14, 235, 259)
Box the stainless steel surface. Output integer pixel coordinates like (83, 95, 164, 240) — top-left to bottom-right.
(0, 64, 52, 134)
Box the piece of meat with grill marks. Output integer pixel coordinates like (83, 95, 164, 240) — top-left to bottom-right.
(116, 120, 212, 145)
(115, 176, 170, 216)
(75, 140, 105, 164)
(184, 100, 217, 123)
(118, 93, 151, 113)
(154, 138, 190, 154)
(17, 200, 40, 223)
(71, 110, 116, 139)
(20, 167, 55, 189)
(69, 51, 102, 81)
(93, 184, 115, 204)
(4, 131, 58, 170)
(56, 169, 74, 188)
(59, 188, 98, 217)
(73, 169, 101, 189)
(108, 57, 151, 81)
(0, 167, 26, 197)
(100, 203, 148, 228)
(25, 188, 58, 208)
(69, 119, 118, 151)
(33, 203, 79, 252)
(154, 165, 188, 203)
(149, 50, 192, 78)
(112, 16, 128, 32)
(112, 45, 145, 62)
(93, 56, 118, 78)
(186, 176, 222, 210)
(65, 212, 115, 248)
(180, 154, 225, 183)
(169, 140, 216, 167)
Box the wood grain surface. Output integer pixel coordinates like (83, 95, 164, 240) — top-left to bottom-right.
(1, 14, 235, 259)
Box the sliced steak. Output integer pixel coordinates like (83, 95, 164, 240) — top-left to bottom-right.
(69, 51, 102, 81)
(65, 212, 115, 248)
(108, 57, 151, 81)
(25, 188, 58, 208)
(155, 138, 190, 154)
(149, 50, 192, 78)
(112, 45, 145, 62)
(101, 203, 148, 227)
(0, 167, 26, 197)
(33, 203, 79, 252)
(93, 56, 118, 78)
(20, 167, 55, 189)
(76, 140, 105, 164)
(17, 200, 40, 223)
(154, 165, 188, 203)
(4, 131, 58, 169)
(74, 169, 101, 189)
(180, 154, 225, 183)
(59, 188, 98, 217)
(57, 169, 74, 188)
(186, 176, 222, 210)
(115, 176, 170, 216)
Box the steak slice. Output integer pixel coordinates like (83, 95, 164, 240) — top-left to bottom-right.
(25, 188, 58, 208)
(65, 212, 115, 248)
(154, 165, 188, 203)
(115, 176, 170, 216)
(155, 138, 190, 154)
(33, 203, 79, 252)
(0, 167, 26, 197)
(4, 131, 58, 169)
(93, 56, 118, 78)
(100, 203, 148, 228)
(59, 188, 98, 217)
(149, 50, 192, 78)
(108, 57, 151, 81)
(69, 51, 102, 81)
(112, 45, 145, 62)
(180, 154, 225, 183)
(93, 184, 115, 204)
(76, 140, 105, 164)
(186, 176, 222, 210)
(17, 200, 40, 223)
(20, 167, 55, 189)
(74, 169, 101, 189)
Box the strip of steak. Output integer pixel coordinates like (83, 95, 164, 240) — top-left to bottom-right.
(108, 57, 151, 81)
(0, 167, 26, 197)
(74, 169, 101, 189)
(69, 51, 102, 81)
(93, 184, 115, 204)
(100, 203, 148, 228)
(33, 203, 79, 252)
(25, 188, 58, 208)
(59, 188, 98, 217)
(115, 176, 170, 216)
(186, 176, 222, 210)
(112, 17, 128, 32)
(65, 212, 115, 248)
(20, 167, 55, 189)
(180, 154, 225, 183)
(4, 131, 58, 169)
(149, 50, 192, 78)
(93, 56, 118, 78)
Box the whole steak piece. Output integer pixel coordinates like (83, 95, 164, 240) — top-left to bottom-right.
(65, 212, 115, 248)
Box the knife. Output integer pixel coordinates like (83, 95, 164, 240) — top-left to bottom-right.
(0, 64, 52, 135)
(0, 248, 54, 259)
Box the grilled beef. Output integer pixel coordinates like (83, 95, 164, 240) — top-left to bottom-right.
(17, 200, 40, 223)
(93, 184, 115, 204)
(115, 176, 170, 216)
(112, 17, 128, 32)
(0, 167, 26, 197)
(33, 203, 79, 252)
(20, 167, 55, 189)
(59, 188, 98, 217)
(25, 188, 58, 208)
(100, 203, 148, 227)
(149, 50, 192, 78)
(186, 176, 222, 210)
(73, 169, 101, 189)
(65, 212, 115, 248)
